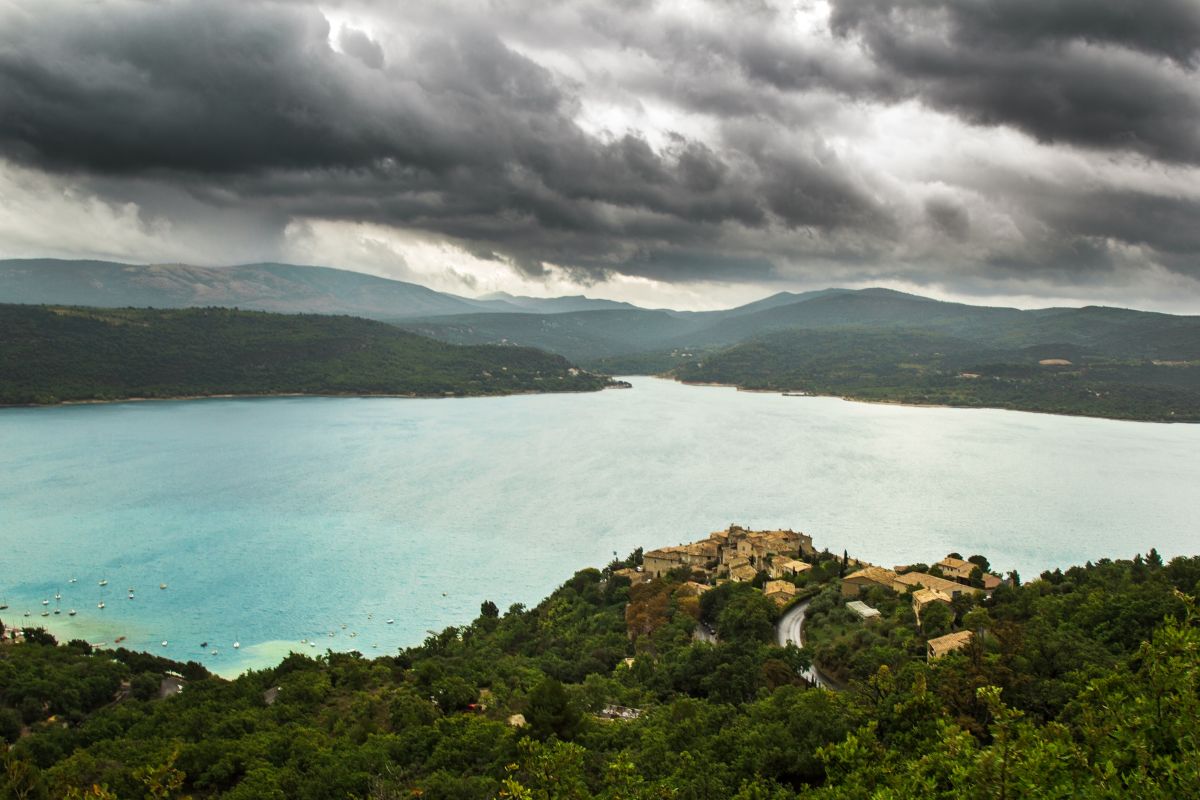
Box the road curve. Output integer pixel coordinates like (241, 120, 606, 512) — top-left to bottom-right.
(777, 599, 838, 690)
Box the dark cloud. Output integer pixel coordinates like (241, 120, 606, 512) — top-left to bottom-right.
(0, 0, 900, 284)
(339, 26, 385, 69)
(0, 0, 1196, 304)
(829, 0, 1200, 163)
(925, 198, 970, 241)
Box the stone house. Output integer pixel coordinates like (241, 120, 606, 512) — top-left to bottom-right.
(893, 571, 979, 599)
(911, 587, 952, 624)
(926, 630, 973, 660)
(764, 580, 797, 606)
(841, 566, 898, 598)
(769, 558, 812, 579)
(935, 556, 976, 582)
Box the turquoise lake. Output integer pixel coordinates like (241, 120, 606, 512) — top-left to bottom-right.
(1, 377, 1198, 674)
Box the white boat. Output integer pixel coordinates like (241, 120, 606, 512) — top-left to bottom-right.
(161, 640, 168, 647)
(41, 599, 49, 605)
(40, 610, 49, 617)
(68, 609, 77, 616)
(99, 579, 108, 586)
(386, 618, 394, 624)
(159, 583, 167, 590)
(233, 640, 240, 649)
(97, 601, 105, 609)
(54, 591, 61, 600)
(69, 577, 77, 584)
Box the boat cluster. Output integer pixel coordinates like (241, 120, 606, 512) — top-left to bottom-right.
(1, 576, 172, 639)
(3, 579, 403, 658)
(296, 615, 395, 652)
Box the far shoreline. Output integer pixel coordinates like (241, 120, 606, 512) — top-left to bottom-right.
(672, 376, 1196, 425)
(0, 383, 628, 410)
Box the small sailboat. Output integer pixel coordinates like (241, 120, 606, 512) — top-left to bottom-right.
(41, 598, 49, 606)
(99, 579, 108, 586)
(161, 640, 168, 647)
(233, 639, 240, 650)
(97, 600, 105, 609)
(54, 591, 61, 600)
(40, 610, 49, 617)
(211, 649, 220, 656)
(68, 609, 77, 616)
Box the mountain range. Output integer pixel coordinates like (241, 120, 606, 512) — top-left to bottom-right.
(3, 258, 1199, 369)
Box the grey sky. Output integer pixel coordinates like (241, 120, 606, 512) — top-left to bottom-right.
(0, 0, 1197, 311)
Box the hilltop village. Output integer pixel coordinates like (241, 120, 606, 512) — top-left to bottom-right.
(619, 524, 1008, 661)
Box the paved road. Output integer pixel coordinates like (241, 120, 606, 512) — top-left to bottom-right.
(777, 600, 838, 690)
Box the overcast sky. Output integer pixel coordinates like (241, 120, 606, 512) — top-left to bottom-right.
(1, 0, 1198, 311)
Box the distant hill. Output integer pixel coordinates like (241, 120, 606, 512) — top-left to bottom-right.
(0, 259, 632, 320)
(475, 291, 638, 313)
(407, 288, 1200, 366)
(5, 257, 1198, 372)
(672, 328, 1200, 422)
(0, 304, 611, 405)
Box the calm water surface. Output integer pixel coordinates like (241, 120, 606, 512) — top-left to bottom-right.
(1, 377, 1197, 673)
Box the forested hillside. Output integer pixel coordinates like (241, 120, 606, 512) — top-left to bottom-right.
(1, 548, 1197, 798)
(673, 329, 1200, 422)
(0, 305, 610, 405)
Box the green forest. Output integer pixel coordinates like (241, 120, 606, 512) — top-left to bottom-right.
(2, 546, 1198, 798)
(0, 305, 611, 405)
(672, 329, 1200, 422)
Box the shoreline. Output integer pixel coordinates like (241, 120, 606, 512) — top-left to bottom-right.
(0, 384, 622, 409)
(672, 377, 1193, 425)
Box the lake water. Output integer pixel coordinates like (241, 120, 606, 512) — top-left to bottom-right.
(1, 377, 1197, 674)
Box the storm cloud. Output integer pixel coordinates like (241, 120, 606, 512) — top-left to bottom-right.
(0, 0, 1197, 310)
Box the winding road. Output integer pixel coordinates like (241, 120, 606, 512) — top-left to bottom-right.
(776, 599, 839, 690)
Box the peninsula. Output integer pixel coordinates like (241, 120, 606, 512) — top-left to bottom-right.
(0, 304, 613, 405)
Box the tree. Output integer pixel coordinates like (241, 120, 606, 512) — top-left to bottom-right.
(921, 601, 953, 638)
(526, 677, 581, 741)
(1, 752, 48, 800)
(716, 589, 779, 645)
(20, 628, 55, 647)
(432, 676, 476, 714)
(0, 708, 21, 744)
(968, 566, 985, 589)
(967, 554, 991, 573)
(480, 600, 500, 619)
